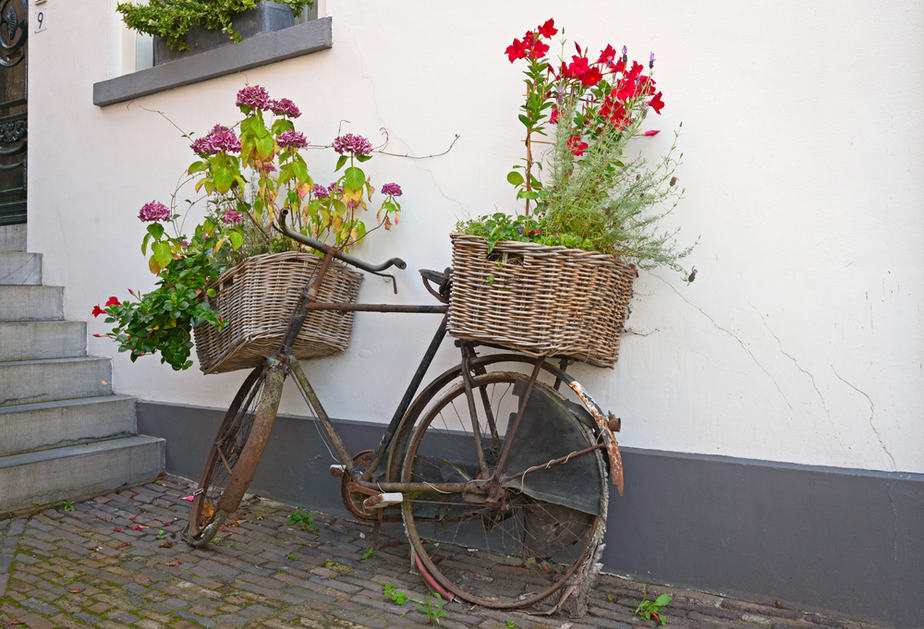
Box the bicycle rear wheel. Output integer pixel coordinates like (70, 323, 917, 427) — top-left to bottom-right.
(401, 371, 607, 608)
(186, 363, 281, 547)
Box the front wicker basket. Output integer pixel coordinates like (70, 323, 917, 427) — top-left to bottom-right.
(447, 233, 635, 367)
(193, 251, 363, 374)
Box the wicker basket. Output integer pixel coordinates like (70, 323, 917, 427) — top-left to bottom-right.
(447, 233, 635, 367)
(193, 251, 363, 374)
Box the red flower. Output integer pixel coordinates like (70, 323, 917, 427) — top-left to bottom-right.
(581, 66, 603, 87)
(105, 296, 121, 307)
(92, 305, 106, 318)
(565, 55, 591, 79)
(598, 44, 617, 65)
(648, 91, 665, 114)
(537, 18, 557, 39)
(529, 39, 549, 59)
(567, 136, 588, 156)
(505, 38, 527, 62)
(600, 97, 631, 129)
(641, 129, 661, 136)
(549, 107, 559, 124)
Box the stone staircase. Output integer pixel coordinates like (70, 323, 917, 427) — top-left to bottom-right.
(0, 226, 164, 514)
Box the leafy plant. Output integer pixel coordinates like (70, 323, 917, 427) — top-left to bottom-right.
(360, 548, 375, 560)
(117, 0, 314, 52)
(287, 506, 319, 534)
(95, 86, 404, 370)
(286, 553, 297, 560)
(633, 588, 672, 625)
(410, 592, 446, 626)
(457, 18, 694, 278)
(59, 500, 74, 512)
(506, 621, 517, 628)
(383, 583, 408, 605)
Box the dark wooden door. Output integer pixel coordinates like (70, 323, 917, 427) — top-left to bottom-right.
(0, 0, 26, 226)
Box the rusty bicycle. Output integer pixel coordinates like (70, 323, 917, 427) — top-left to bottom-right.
(184, 210, 625, 610)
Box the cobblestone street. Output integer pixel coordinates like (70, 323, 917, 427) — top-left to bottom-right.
(0, 476, 887, 628)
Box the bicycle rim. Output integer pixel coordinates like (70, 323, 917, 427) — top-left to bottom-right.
(401, 371, 607, 608)
(186, 365, 267, 545)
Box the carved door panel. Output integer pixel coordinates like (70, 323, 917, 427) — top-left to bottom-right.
(0, 0, 26, 226)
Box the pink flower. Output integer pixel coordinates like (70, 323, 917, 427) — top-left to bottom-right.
(190, 125, 241, 156)
(222, 210, 242, 224)
(277, 130, 308, 149)
(312, 184, 329, 198)
(236, 85, 270, 110)
(268, 98, 301, 118)
(138, 201, 170, 222)
(380, 182, 402, 197)
(332, 133, 372, 156)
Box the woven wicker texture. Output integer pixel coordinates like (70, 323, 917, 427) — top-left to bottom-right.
(194, 251, 363, 374)
(447, 233, 634, 367)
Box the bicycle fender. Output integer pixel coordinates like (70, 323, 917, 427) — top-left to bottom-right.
(567, 380, 624, 496)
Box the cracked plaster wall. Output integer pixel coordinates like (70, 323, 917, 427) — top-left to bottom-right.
(27, 0, 924, 474)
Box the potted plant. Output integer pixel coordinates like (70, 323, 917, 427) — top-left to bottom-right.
(94, 85, 404, 373)
(452, 18, 695, 367)
(116, 0, 315, 65)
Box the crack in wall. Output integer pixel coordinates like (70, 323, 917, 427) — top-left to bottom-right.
(750, 307, 848, 453)
(831, 367, 897, 472)
(655, 276, 793, 411)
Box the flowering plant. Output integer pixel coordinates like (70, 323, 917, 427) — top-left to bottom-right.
(458, 18, 693, 277)
(95, 86, 403, 370)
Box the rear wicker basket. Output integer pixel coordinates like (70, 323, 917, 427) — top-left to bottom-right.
(447, 233, 635, 367)
(193, 251, 363, 374)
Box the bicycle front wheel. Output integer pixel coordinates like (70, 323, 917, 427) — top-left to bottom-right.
(401, 371, 607, 609)
(186, 362, 282, 547)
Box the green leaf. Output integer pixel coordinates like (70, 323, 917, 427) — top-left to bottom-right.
(344, 167, 365, 190)
(335, 155, 348, 171)
(518, 114, 531, 127)
(146, 223, 164, 240)
(187, 160, 207, 174)
(293, 160, 309, 183)
(355, 154, 372, 162)
(213, 168, 234, 194)
(256, 135, 275, 160)
(141, 232, 152, 255)
(271, 119, 294, 135)
(229, 230, 243, 249)
(152, 241, 172, 268)
(506, 171, 524, 186)
(653, 594, 672, 607)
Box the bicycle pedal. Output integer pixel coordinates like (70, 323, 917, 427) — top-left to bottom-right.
(362, 493, 403, 509)
(329, 464, 346, 478)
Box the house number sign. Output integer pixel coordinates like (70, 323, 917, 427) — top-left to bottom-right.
(34, 9, 46, 33)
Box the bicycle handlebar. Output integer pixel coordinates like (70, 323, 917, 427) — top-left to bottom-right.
(276, 210, 407, 274)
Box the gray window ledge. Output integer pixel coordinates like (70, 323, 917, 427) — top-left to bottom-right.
(93, 17, 332, 107)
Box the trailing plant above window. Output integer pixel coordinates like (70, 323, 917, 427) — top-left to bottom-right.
(457, 18, 696, 279)
(116, 0, 314, 52)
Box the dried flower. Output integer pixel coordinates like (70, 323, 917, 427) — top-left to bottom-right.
(312, 185, 329, 198)
(332, 133, 372, 156)
(277, 130, 308, 149)
(138, 201, 170, 222)
(380, 182, 403, 197)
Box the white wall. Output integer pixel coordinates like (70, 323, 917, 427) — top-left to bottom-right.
(29, 0, 924, 473)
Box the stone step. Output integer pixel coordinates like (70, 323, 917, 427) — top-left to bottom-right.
(0, 251, 41, 285)
(0, 356, 112, 407)
(0, 223, 26, 252)
(0, 435, 165, 514)
(0, 285, 64, 321)
(0, 395, 136, 457)
(0, 320, 86, 361)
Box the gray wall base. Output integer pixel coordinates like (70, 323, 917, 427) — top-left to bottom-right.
(138, 400, 923, 627)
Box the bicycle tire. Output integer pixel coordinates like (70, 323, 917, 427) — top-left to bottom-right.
(401, 371, 607, 609)
(185, 362, 284, 547)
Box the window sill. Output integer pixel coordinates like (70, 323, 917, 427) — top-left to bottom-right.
(93, 17, 332, 107)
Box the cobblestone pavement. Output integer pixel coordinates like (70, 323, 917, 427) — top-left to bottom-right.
(1, 476, 886, 629)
